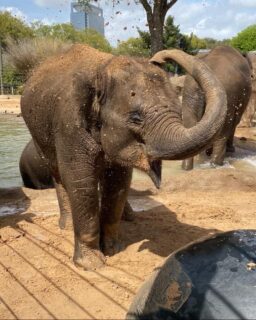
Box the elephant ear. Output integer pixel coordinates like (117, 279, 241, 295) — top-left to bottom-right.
(92, 71, 108, 116)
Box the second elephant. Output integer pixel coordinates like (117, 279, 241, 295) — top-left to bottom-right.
(182, 46, 252, 170)
(19, 139, 54, 189)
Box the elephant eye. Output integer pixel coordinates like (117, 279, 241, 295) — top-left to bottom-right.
(129, 110, 143, 125)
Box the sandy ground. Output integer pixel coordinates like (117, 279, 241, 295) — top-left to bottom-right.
(1, 166, 256, 319)
(0, 96, 21, 115)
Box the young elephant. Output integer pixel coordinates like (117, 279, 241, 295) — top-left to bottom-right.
(19, 139, 54, 189)
(182, 46, 252, 170)
(21, 44, 227, 270)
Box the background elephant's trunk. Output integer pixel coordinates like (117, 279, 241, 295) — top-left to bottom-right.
(146, 49, 227, 160)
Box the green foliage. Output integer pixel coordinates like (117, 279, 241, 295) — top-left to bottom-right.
(201, 37, 231, 49)
(32, 22, 112, 52)
(77, 0, 90, 6)
(231, 25, 256, 51)
(32, 22, 78, 42)
(163, 16, 182, 49)
(79, 29, 112, 52)
(3, 65, 23, 87)
(114, 37, 150, 57)
(114, 16, 190, 59)
(219, 39, 231, 46)
(202, 37, 218, 49)
(0, 11, 33, 46)
(188, 34, 207, 50)
(137, 29, 151, 51)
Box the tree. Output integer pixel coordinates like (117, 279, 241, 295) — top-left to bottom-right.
(32, 22, 112, 52)
(79, 29, 112, 52)
(0, 11, 33, 47)
(115, 37, 150, 57)
(32, 22, 79, 42)
(231, 25, 256, 51)
(138, 0, 178, 55)
(137, 16, 191, 53)
(202, 37, 231, 49)
(189, 34, 207, 50)
(78, 0, 179, 55)
(163, 15, 181, 48)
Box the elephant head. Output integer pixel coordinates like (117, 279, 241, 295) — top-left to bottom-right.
(96, 49, 227, 187)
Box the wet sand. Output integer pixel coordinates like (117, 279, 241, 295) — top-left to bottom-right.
(1, 166, 256, 319)
(0, 96, 21, 115)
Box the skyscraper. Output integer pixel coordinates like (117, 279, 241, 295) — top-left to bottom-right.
(70, 1, 104, 35)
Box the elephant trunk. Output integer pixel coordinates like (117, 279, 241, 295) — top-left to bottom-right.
(146, 49, 227, 160)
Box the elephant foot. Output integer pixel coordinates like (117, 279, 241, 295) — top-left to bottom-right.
(74, 239, 105, 270)
(182, 159, 193, 171)
(101, 237, 124, 257)
(122, 201, 135, 221)
(59, 213, 73, 230)
(210, 160, 224, 167)
(226, 145, 235, 153)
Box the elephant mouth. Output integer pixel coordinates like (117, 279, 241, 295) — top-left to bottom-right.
(148, 159, 162, 189)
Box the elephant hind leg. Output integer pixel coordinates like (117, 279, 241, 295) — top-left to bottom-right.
(54, 179, 73, 230)
(211, 136, 227, 166)
(226, 126, 236, 153)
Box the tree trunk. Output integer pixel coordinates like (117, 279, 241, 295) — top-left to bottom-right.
(149, 15, 164, 55)
(139, 0, 178, 56)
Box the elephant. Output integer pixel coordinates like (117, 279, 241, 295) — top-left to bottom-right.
(182, 46, 252, 170)
(20, 139, 135, 221)
(20, 44, 227, 270)
(19, 139, 54, 189)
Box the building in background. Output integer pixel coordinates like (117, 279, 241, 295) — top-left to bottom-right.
(70, 1, 104, 35)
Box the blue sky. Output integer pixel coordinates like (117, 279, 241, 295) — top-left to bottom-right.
(1, 0, 256, 46)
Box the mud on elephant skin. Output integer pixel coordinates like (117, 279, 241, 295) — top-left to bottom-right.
(20, 139, 135, 222)
(20, 44, 227, 270)
(182, 45, 252, 170)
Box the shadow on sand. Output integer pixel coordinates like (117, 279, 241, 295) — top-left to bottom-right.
(0, 185, 219, 319)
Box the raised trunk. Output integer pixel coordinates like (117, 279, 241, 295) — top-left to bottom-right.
(147, 49, 227, 160)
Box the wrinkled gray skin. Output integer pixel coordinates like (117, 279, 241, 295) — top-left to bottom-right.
(182, 46, 252, 170)
(21, 44, 227, 270)
(20, 139, 134, 221)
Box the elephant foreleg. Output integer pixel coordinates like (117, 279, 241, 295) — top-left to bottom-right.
(211, 136, 227, 166)
(100, 164, 132, 256)
(54, 179, 72, 230)
(122, 201, 135, 221)
(56, 135, 105, 270)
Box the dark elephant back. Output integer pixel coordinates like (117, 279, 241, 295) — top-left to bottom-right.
(183, 46, 252, 134)
(182, 45, 252, 169)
